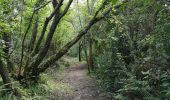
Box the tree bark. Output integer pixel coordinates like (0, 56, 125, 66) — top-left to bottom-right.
(28, 17, 39, 52)
(2, 33, 14, 73)
(23, 17, 39, 77)
(25, 13, 61, 80)
(19, 10, 36, 76)
(24, 0, 73, 81)
(78, 42, 82, 61)
(31, 0, 64, 56)
(88, 32, 93, 69)
(0, 59, 12, 91)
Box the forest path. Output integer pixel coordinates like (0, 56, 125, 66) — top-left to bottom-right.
(50, 63, 110, 100)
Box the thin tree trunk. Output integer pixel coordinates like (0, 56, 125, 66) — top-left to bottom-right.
(87, 0, 94, 70)
(88, 32, 93, 69)
(31, 0, 64, 56)
(19, 10, 36, 76)
(78, 42, 82, 61)
(84, 43, 90, 72)
(23, 17, 39, 77)
(77, 0, 83, 62)
(28, 17, 39, 52)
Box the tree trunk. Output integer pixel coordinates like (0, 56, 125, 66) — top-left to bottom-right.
(24, 0, 73, 82)
(25, 13, 61, 81)
(28, 17, 39, 52)
(0, 59, 12, 91)
(78, 42, 82, 61)
(37, 2, 113, 76)
(88, 32, 93, 70)
(23, 17, 39, 77)
(24, 0, 114, 82)
(77, 0, 83, 62)
(31, 0, 64, 56)
(38, 16, 103, 74)
(2, 33, 14, 73)
(84, 44, 90, 73)
(86, 0, 95, 71)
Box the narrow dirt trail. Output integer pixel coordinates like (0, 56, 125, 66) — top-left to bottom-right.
(51, 63, 110, 100)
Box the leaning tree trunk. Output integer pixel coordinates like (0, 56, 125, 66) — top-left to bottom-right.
(36, 2, 113, 77)
(24, 13, 61, 81)
(23, 0, 73, 82)
(38, 14, 106, 74)
(37, 1, 127, 75)
(23, 0, 126, 83)
(31, 0, 63, 56)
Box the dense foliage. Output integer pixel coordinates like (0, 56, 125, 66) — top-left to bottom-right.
(90, 0, 170, 99)
(0, 0, 170, 99)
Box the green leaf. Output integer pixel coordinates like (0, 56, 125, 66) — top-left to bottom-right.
(164, 23, 170, 33)
(112, 0, 118, 5)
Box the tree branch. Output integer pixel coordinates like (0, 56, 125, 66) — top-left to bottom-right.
(19, 10, 36, 76)
(38, 4, 111, 73)
(34, 1, 51, 11)
(20, 0, 53, 76)
(38, 0, 129, 73)
(31, 0, 64, 56)
(60, 0, 73, 18)
(25, 0, 73, 78)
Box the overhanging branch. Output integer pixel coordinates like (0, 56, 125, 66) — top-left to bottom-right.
(38, 0, 129, 73)
(38, 3, 112, 73)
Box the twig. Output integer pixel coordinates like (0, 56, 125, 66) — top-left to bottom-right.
(34, 1, 51, 11)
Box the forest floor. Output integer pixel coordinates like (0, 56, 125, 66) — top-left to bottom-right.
(50, 61, 110, 100)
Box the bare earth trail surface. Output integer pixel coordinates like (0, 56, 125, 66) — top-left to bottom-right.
(50, 63, 111, 100)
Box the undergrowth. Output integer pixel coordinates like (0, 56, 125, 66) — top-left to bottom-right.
(0, 57, 78, 100)
(0, 76, 52, 100)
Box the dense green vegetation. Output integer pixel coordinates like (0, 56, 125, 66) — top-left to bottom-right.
(0, 0, 170, 99)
